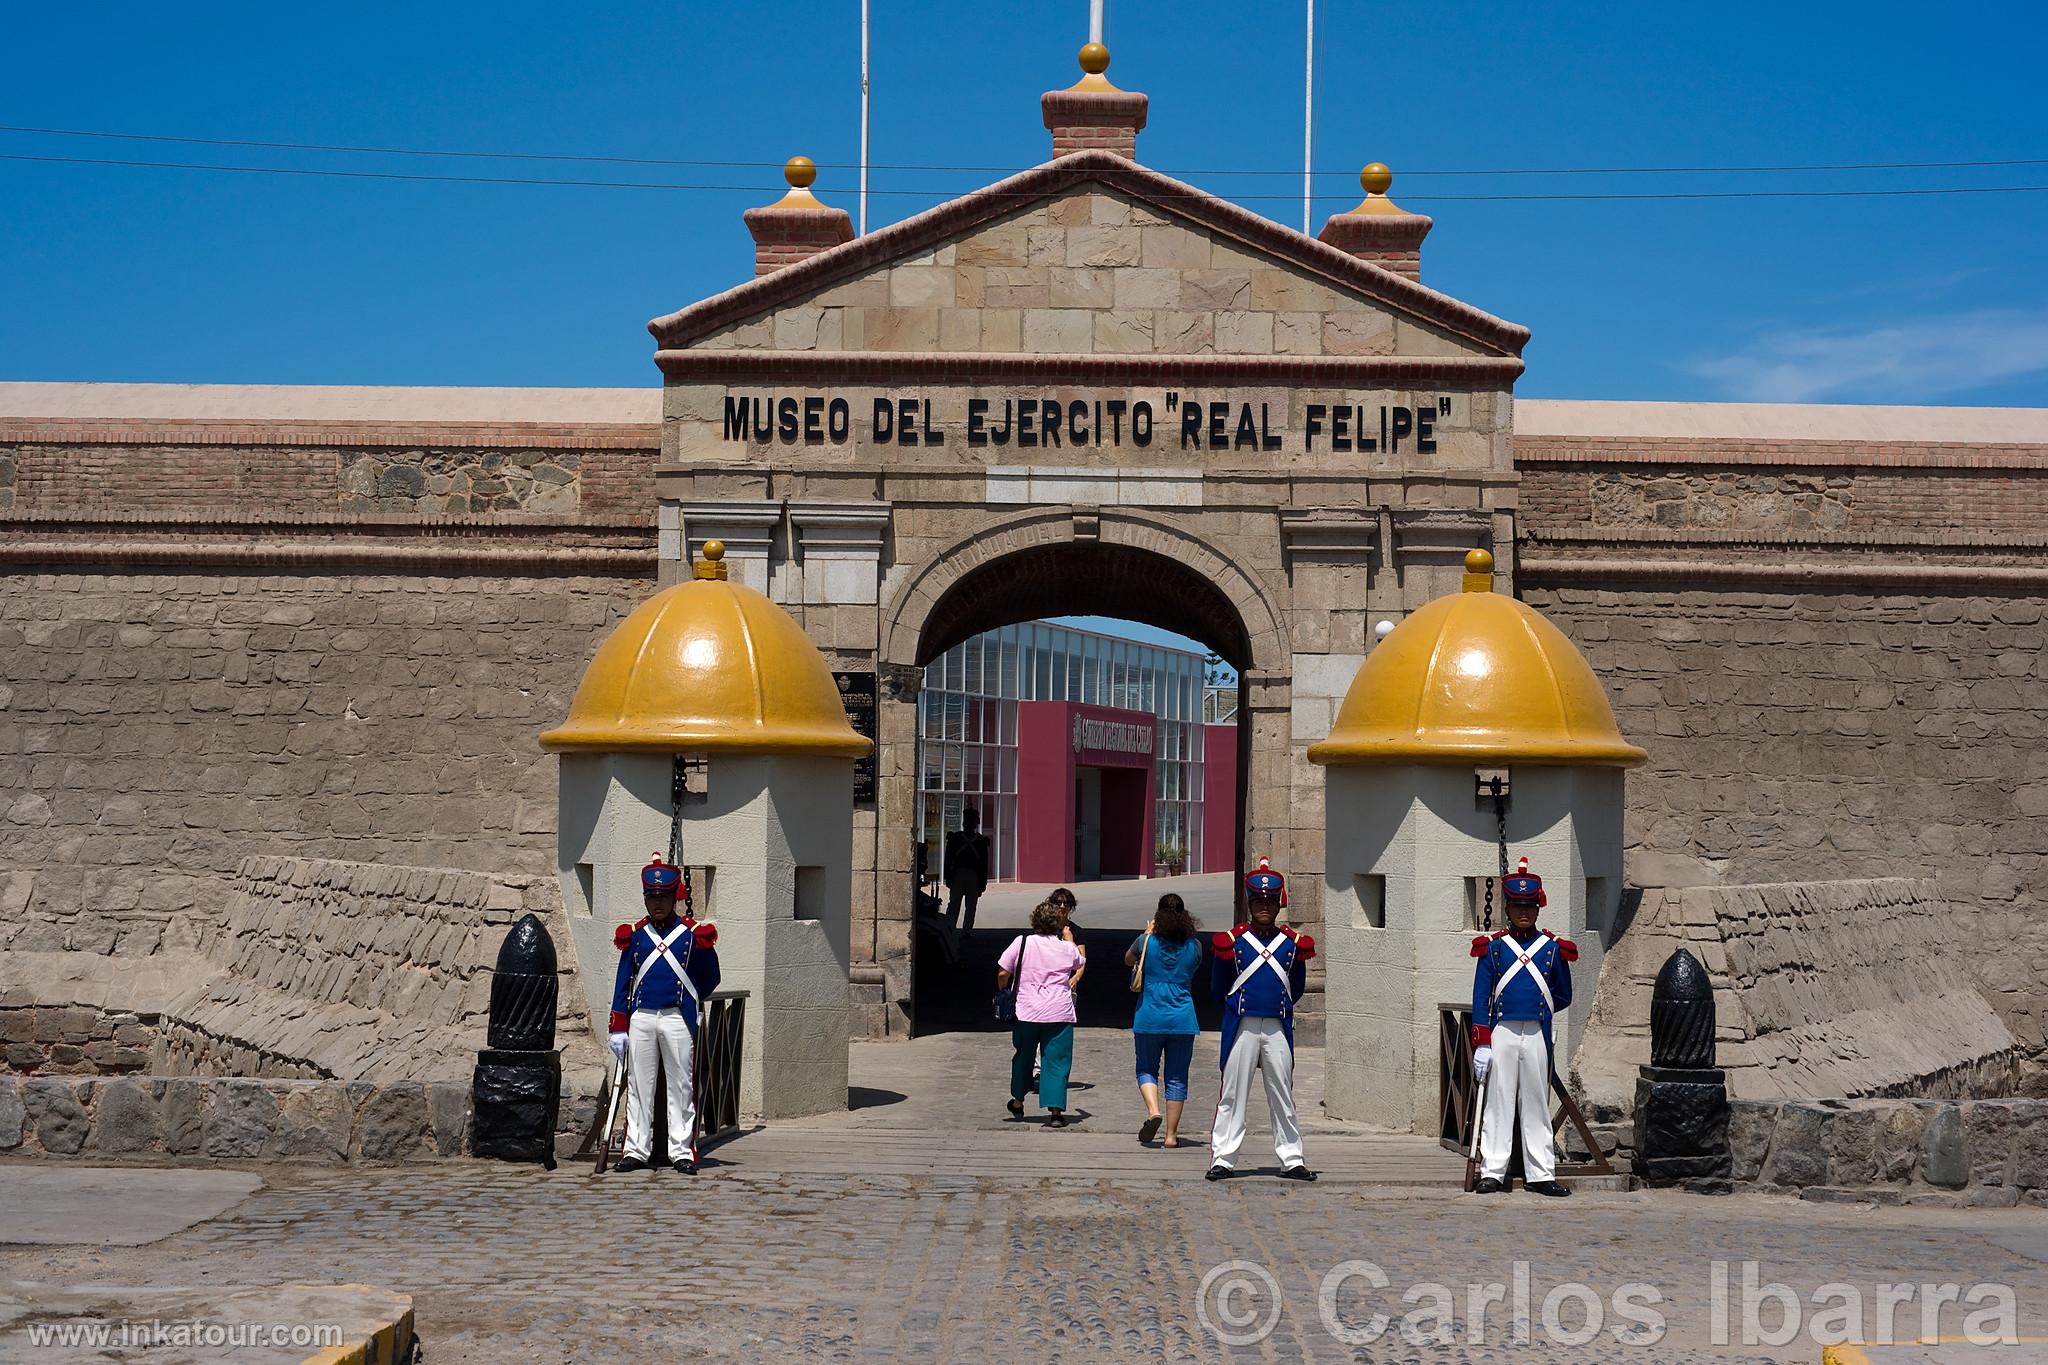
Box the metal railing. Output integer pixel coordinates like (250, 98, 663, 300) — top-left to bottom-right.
(1436, 1001, 1615, 1180)
(692, 990, 747, 1142)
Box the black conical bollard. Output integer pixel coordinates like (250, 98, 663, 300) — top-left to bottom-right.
(486, 913, 559, 1051)
(472, 913, 563, 1168)
(1632, 947, 1732, 1192)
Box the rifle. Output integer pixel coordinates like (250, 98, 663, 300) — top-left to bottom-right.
(1463, 1060, 1489, 1192)
(594, 1048, 629, 1173)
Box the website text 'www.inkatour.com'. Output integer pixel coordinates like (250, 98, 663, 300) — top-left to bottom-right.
(20, 1318, 345, 1351)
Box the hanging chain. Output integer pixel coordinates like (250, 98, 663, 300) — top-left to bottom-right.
(669, 756, 693, 912)
(1480, 775, 1508, 931)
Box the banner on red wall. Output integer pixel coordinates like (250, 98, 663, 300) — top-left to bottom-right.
(1069, 704, 1155, 766)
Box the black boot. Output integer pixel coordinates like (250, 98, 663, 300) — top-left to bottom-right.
(613, 1156, 648, 1174)
(1278, 1165, 1318, 1182)
(1474, 1176, 1506, 1194)
(1525, 1180, 1572, 1198)
(1205, 1164, 1233, 1181)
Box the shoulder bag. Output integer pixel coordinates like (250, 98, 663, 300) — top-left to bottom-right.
(994, 934, 1031, 1022)
(1129, 931, 1149, 994)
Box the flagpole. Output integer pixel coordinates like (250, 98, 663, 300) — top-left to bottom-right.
(1089, 0, 1103, 44)
(1302, 0, 1314, 234)
(859, 0, 870, 235)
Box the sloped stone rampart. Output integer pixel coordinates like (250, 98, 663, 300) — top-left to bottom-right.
(1578, 879, 2017, 1115)
(0, 857, 606, 1091)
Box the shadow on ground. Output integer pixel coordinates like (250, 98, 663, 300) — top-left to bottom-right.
(913, 917, 1223, 1036)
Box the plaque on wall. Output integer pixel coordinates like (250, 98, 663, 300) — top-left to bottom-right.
(834, 670, 878, 804)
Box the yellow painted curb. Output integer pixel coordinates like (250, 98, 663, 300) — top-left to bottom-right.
(1823, 1337, 2044, 1362)
(297, 1284, 415, 1365)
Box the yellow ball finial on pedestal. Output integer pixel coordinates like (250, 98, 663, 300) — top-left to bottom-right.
(1078, 42, 1111, 75)
(695, 539, 729, 581)
(783, 157, 817, 190)
(1346, 161, 1412, 216)
(1462, 547, 1495, 593)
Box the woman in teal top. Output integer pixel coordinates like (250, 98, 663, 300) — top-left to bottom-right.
(1124, 893, 1204, 1148)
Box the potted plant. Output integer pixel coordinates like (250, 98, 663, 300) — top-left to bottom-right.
(1155, 840, 1186, 876)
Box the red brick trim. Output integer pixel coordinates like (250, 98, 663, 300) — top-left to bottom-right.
(656, 349, 1523, 388)
(2, 509, 650, 532)
(0, 418, 660, 450)
(1519, 555, 2048, 589)
(1514, 436, 2048, 471)
(0, 537, 657, 575)
(1526, 523, 2048, 550)
(648, 151, 1529, 358)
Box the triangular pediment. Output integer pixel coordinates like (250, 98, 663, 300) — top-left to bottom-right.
(650, 152, 1527, 366)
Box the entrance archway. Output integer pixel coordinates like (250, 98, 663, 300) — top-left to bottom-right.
(881, 509, 1288, 1033)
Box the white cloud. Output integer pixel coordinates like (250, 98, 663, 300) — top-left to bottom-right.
(1687, 308, 2048, 403)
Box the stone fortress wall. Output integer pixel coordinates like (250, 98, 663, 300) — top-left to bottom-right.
(3, 384, 2047, 1101)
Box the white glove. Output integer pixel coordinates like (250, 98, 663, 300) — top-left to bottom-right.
(1473, 1045, 1492, 1083)
(608, 1032, 629, 1060)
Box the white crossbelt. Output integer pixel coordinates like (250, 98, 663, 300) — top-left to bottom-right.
(1489, 935, 1555, 1013)
(628, 921, 699, 1005)
(1226, 932, 1294, 997)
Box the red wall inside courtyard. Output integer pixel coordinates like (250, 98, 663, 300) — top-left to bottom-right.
(1015, 701, 1157, 883)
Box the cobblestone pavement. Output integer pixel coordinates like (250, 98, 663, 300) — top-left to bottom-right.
(2, 1033, 2043, 1361)
(4, 1165, 2044, 1362)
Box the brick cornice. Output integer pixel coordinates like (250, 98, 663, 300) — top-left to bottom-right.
(0, 536, 657, 575)
(1525, 523, 2048, 551)
(1520, 555, 2048, 590)
(0, 417, 659, 450)
(648, 151, 1529, 358)
(1513, 435, 2048, 471)
(656, 349, 1523, 388)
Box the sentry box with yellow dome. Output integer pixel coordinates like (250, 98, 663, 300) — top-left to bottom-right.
(1307, 549, 1647, 1133)
(541, 540, 871, 1121)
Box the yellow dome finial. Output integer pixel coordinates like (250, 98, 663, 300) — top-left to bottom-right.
(1346, 161, 1411, 216)
(769, 156, 826, 210)
(695, 539, 728, 581)
(1068, 40, 1120, 91)
(1462, 547, 1495, 592)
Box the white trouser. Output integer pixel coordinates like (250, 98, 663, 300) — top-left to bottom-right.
(1479, 1018, 1555, 1184)
(624, 1006, 698, 1163)
(1208, 1015, 1304, 1170)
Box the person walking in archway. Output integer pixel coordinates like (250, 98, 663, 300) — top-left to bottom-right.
(944, 807, 990, 929)
(999, 902, 1085, 1127)
(1126, 892, 1203, 1147)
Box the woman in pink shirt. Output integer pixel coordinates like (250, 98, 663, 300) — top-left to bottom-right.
(998, 902, 1087, 1127)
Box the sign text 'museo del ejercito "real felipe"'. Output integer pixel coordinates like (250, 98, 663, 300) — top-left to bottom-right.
(723, 392, 1455, 455)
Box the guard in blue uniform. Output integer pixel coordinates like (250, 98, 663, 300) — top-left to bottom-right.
(1470, 856, 1576, 1196)
(1206, 858, 1317, 1182)
(609, 853, 720, 1174)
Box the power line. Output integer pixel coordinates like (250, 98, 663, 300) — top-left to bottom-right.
(2, 122, 2045, 180)
(4, 150, 2048, 204)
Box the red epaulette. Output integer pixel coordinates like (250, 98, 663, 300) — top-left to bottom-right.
(613, 923, 635, 951)
(1470, 934, 1491, 958)
(692, 921, 718, 947)
(1556, 936, 1579, 962)
(1294, 933, 1316, 962)
(1211, 930, 1236, 953)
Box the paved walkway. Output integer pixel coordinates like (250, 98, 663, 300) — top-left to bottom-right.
(4, 1033, 2045, 1359)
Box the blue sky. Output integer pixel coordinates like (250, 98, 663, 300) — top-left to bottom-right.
(4, 1, 2045, 406)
